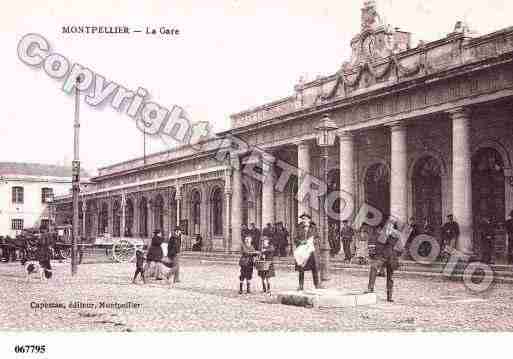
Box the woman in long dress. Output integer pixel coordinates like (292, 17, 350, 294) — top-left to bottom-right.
(145, 230, 164, 280)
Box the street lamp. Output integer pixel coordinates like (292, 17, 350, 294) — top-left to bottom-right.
(315, 114, 339, 288)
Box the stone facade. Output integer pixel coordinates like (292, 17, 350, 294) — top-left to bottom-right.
(53, 2, 513, 262)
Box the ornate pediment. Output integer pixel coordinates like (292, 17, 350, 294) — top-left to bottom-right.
(349, 1, 411, 67)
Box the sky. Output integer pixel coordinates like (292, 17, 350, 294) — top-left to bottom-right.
(1, 0, 512, 176)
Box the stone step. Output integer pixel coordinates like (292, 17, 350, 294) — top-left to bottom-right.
(181, 251, 513, 284)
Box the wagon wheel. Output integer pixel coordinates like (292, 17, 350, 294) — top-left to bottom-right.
(112, 240, 136, 263)
(59, 247, 71, 260)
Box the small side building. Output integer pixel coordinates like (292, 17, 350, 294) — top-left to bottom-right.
(0, 162, 90, 237)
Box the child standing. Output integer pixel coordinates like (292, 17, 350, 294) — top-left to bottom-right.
(257, 236, 275, 293)
(239, 236, 259, 294)
(133, 249, 146, 284)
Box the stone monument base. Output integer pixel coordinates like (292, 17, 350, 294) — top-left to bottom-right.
(276, 289, 377, 309)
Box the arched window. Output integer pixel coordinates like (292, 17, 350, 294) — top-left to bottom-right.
(153, 195, 164, 233)
(211, 187, 223, 236)
(125, 199, 134, 237)
(99, 202, 109, 235)
(192, 190, 201, 235)
(139, 197, 148, 238)
(472, 148, 505, 225)
(112, 200, 121, 237)
(413, 156, 442, 233)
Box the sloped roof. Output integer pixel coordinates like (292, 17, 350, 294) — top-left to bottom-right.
(0, 162, 91, 178)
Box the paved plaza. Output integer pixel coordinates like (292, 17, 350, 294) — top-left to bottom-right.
(1, 257, 513, 332)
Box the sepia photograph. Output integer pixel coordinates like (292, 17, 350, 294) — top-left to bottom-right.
(1, 0, 513, 357)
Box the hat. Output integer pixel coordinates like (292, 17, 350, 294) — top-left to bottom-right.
(299, 213, 311, 220)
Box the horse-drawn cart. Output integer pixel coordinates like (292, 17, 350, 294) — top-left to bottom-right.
(44, 226, 144, 263)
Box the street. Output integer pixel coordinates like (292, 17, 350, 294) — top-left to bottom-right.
(1, 258, 512, 332)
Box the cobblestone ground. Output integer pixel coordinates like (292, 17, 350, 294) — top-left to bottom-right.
(1, 257, 513, 332)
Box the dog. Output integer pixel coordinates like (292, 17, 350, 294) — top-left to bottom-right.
(21, 258, 52, 282)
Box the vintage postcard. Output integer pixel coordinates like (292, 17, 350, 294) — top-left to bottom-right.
(1, 0, 513, 357)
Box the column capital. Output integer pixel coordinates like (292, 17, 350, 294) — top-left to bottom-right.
(336, 130, 354, 141)
(388, 121, 407, 132)
(294, 139, 311, 148)
(447, 107, 472, 120)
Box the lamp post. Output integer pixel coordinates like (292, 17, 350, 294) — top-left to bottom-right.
(315, 114, 339, 288)
(46, 193, 55, 233)
(71, 76, 82, 276)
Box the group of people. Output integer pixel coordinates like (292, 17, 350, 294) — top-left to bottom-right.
(241, 222, 290, 257)
(132, 227, 182, 285)
(236, 209, 513, 303)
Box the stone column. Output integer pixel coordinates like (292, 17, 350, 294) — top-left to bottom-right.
(338, 131, 355, 221)
(297, 140, 312, 217)
(261, 154, 275, 227)
(224, 170, 232, 252)
(390, 123, 408, 223)
(107, 200, 114, 236)
(120, 194, 126, 237)
(449, 108, 474, 255)
(231, 156, 243, 252)
(146, 200, 152, 237)
(176, 186, 182, 230)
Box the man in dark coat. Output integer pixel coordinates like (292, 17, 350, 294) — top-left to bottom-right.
(241, 224, 250, 241)
(168, 227, 182, 283)
(262, 223, 276, 254)
(294, 213, 320, 291)
(441, 214, 460, 250)
(404, 217, 418, 260)
(505, 210, 513, 264)
(365, 220, 402, 302)
(249, 223, 261, 250)
(328, 224, 340, 257)
(340, 220, 355, 261)
(480, 217, 495, 264)
(274, 222, 289, 257)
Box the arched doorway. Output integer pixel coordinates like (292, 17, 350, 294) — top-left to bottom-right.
(287, 179, 299, 240)
(98, 202, 109, 235)
(112, 200, 121, 237)
(472, 147, 506, 257)
(125, 199, 134, 237)
(364, 163, 390, 225)
(153, 195, 164, 234)
(85, 201, 96, 239)
(139, 197, 148, 238)
(191, 190, 201, 235)
(211, 187, 223, 236)
(413, 156, 443, 235)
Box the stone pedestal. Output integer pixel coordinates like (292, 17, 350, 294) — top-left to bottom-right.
(277, 289, 377, 308)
